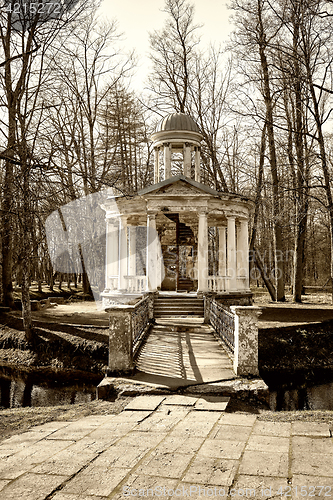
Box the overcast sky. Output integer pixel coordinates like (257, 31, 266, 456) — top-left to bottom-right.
(97, 0, 234, 90)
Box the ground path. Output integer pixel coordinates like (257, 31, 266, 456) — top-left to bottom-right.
(26, 299, 333, 329)
(0, 394, 332, 499)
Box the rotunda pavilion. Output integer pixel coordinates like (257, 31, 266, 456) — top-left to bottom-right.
(101, 112, 253, 304)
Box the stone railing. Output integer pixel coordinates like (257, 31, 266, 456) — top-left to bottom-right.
(125, 275, 147, 294)
(132, 294, 152, 355)
(107, 276, 118, 291)
(209, 298, 235, 351)
(207, 276, 229, 293)
(104, 293, 154, 374)
(207, 297, 262, 377)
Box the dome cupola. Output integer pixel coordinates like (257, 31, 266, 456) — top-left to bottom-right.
(150, 112, 203, 183)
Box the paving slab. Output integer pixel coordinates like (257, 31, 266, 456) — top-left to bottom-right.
(182, 455, 239, 485)
(31, 448, 99, 475)
(112, 474, 179, 500)
(0, 480, 10, 492)
(252, 421, 291, 437)
(0, 472, 69, 500)
(44, 423, 94, 442)
(292, 475, 333, 499)
(60, 465, 130, 497)
(239, 450, 289, 477)
(210, 424, 252, 441)
(135, 408, 189, 433)
(197, 438, 245, 459)
(292, 436, 333, 455)
(135, 451, 193, 478)
(194, 396, 230, 411)
(52, 494, 106, 500)
(291, 452, 333, 477)
(219, 413, 257, 426)
(246, 434, 290, 453)
(153, 434, 204, 455)
(170, 410, 220, 436)
(124, 395, 166, 411)
(231, 475, 289, 499)
(162, 395, 198, 406)
(291, 421, 331, 437)
(117, 430, 168, 448)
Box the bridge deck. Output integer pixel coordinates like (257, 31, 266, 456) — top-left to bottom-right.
(132, 318, 235, 388)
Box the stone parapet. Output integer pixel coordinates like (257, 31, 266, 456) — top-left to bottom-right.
(230, 305, 262, 377)
(105, 305, 134, 375)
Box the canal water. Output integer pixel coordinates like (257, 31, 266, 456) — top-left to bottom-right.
(1, 366, 333, 410)
(0, 367, 102, 409)
(263, 369, 333, 411)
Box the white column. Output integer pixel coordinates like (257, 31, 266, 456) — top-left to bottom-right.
(183, 143, 191, 177)
(146, 212, 158, 292)
(237, 219, 249, 288)
(106, 219, 118, 290)
(118, 215, 128, 291)
(195, 147, 200, 182)
(164, 143, 172, 179)
(227, 216, 237, 291)
(128, 226, 136, 276)
(198, 212, 208, 292)
(154, 147, 160, 184)
(218, 226, 227, 276)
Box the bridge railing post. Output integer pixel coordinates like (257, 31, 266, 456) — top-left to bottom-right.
(105, 305, 134, 375)
(230, 306, 262, 377)
(105, 294, 154, 375)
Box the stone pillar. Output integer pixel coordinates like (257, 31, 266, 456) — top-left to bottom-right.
(227, 216, 237, 291)
(164, 143, 172, 179)
(198, 212, 208, 292)
(154, 147, 160, 184)
(146, 212, 158, 292)
(237, 219, 249, 288)
(106, 306, 134, 373)
(195, 146, 200, 182)
(106, 219, 119, 290)
(128, 226, 136, 276)
(230, 306, 262, 376)
(183, 142, 191, 177)
(218, 226, 227, 276)
(118, 215, 128, 292)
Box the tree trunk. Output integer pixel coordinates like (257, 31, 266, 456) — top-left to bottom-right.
(257, 5, 285, 301)
(78, 244, 93, 296)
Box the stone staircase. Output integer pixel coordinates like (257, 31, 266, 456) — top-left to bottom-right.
(154, 295, 204, 317)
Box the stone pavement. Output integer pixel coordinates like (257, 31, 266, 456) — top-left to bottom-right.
(133, 318, 236, 388)
(0, 395, 332, 499)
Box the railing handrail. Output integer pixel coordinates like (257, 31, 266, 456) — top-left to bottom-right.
(132, 293, 152, 354)
(209, 297, 235, 353)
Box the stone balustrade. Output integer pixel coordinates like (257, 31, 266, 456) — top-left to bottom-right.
(105, 293, 154, 374)
(207, 298, 262, 377)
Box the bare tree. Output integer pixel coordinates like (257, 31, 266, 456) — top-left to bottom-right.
(0, 0, 91, 338)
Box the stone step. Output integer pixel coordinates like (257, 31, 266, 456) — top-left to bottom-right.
(154, 297, 204, 317)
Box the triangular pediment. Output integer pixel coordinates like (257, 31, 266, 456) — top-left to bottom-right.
(138, 175, 219, 197)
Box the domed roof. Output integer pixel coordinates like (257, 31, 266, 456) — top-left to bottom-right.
(156, 113, 200, 133)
